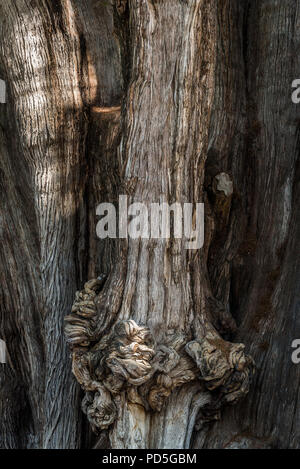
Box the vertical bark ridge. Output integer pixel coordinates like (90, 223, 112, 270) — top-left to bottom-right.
(193, 0, 300, 449)
(0, 0, 122, 448)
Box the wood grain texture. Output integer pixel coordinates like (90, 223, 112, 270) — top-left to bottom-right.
(193, 0, 300, 449)
(65, 0, 255, 449)
(0, 0, 121, 448)
(0, 0, 299, 449)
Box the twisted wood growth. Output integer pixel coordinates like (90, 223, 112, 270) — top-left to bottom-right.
(0, 0, 299, 450)
(65, 279, 254, 437)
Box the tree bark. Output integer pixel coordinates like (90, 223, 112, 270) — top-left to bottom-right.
(0, 0, 299, 450)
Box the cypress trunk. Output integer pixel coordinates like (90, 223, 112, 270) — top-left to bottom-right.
(0, 0, 299, 449)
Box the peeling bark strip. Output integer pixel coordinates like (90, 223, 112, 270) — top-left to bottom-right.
(0, 79, 5, 103)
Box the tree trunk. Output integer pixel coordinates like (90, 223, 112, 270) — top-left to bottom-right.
(0, 0, 299, 450)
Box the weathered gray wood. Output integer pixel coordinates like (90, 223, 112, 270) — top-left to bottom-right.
(193, 0, 300, 449)
(0, 0, 121, 448)
(0, 0, 299, 449)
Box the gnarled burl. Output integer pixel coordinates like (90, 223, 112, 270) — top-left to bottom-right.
(65, 276, 254, 445)
(62, 0, 256, 449)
